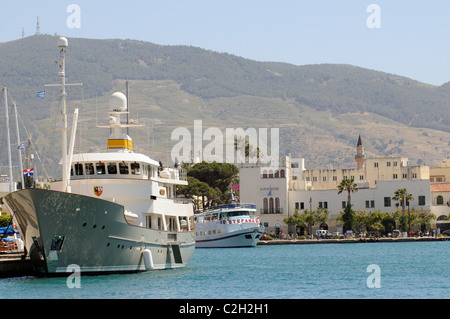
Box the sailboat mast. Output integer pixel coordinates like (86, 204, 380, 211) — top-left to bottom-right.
(3, 86, 14, 192)
(13, 102, 24, 189)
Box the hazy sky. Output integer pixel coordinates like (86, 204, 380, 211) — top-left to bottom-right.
(2, 0, 450, 85)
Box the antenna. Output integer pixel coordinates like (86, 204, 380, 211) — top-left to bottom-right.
(126, 81, 129, 136)
(36, 16, 41, 35)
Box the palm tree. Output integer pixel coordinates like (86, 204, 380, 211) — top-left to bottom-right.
(392, 188, 414, 232)
(337, 178, 358, 207)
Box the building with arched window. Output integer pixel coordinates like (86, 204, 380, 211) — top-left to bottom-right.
(239, 137, 450, 235)
(432, 183, 450, 231)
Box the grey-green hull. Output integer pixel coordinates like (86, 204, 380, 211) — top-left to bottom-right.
(5, 189, 195, 276)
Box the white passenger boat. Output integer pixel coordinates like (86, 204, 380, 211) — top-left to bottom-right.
(3, 37, 195, 276)
(194, 203, 264, 248)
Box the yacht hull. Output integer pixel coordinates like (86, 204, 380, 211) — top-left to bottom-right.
(195, 226, 264, 248)
(4, 189, 195, 276)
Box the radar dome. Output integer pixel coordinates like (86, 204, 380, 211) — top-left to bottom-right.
(110, 92, 127, 111)
(57, 37, 68, 48)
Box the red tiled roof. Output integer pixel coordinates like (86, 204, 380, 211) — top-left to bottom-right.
(431, 183, 450, 192)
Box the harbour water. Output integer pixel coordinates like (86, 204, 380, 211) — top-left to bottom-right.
(1, 241, 449, 299)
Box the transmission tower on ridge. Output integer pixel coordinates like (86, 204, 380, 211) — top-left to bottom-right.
(36, 16, 41, 35)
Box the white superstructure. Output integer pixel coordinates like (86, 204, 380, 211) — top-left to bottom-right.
(51, 90, 193, 236)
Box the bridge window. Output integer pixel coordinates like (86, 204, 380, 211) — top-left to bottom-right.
(74, 163, 83, 176)
(119, 162, 129, 175)
(85, 163, 94, 175)
(96, 163, 106, 175)
(131, 163, 141, 175)
(107, 163, 117, 175)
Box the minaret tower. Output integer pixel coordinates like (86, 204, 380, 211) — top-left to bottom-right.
(355, 135, 366, 169)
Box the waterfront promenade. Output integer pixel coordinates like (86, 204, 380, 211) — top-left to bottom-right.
(257, 236, 450, 245)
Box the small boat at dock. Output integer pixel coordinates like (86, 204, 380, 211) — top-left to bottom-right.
(194, 203, 264, 248)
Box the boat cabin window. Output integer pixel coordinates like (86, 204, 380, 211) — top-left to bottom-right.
(226, 211, 251, 218)
(142, 164, 148, 177)
(131, 163, 141, 175)
(119, 162, 129, 175)
(107, 163, 117, 175)
(96, 163, 106, 175)
(85, 163, 94, 175)
(74, 163, 83, 176)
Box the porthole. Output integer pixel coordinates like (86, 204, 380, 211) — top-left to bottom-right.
(82, 222, 87, 227)
(102, 225, 105, 230)
(107, 243, 110, 247)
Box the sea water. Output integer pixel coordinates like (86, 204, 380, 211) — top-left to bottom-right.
(1, 241, 449, 299)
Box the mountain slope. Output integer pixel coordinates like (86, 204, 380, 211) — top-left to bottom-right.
(0, 35, 448, 177)
(1, 35, 450, 131)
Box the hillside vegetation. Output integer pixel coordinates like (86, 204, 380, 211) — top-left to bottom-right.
(0, 35, 448, 178)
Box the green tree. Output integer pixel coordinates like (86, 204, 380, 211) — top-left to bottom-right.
(177, 176, 218, 211)
(337, 178, 358, 234)
(315, 207, 330, 229)
(0, 215, 12, 228)
(283, 211, 305, 235)
(337, 178, 358, 207)
(407, 210, 436, 233)
(392, 188, 414, 232)
(366, 210, 387, 235)
(284, 208, 329, 236)
(354, 209, 368, 233)
(340, 204, 356, 234)
(381, 212, 397, 235)
(180, 161, 239, 208)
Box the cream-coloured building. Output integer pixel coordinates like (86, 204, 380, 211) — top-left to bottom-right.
(430, 158, 450, 183)
(239, 136, 449, 235)
(430, 159, 450, 230)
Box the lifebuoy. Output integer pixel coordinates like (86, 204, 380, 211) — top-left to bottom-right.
(12, 224, 18, 230)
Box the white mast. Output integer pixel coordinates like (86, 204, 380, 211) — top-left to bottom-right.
(58, 37, 69, 192)
(13, 102, 24, 189)
(3, 86, 14, 192)
(45, 37, 82, 193)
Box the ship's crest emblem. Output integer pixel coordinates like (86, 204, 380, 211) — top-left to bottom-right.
(94, 186, 103, 197)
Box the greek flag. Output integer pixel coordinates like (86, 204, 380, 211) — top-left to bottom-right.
(267, 187, 272, 196)
(18, 143, 25, 150)
(36, 91, 45, 98)
(24, 168, 34, 177)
